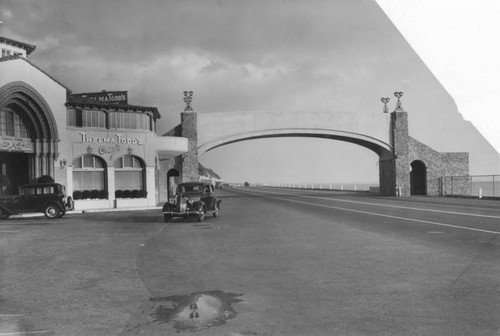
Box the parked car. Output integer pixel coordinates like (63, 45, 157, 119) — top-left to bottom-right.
(0, 183, 74, 219)
(162, 182, 221, 222)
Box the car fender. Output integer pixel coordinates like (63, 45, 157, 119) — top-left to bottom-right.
(162, 202, 175, 212)
(42, 201, 64, 213)
(66, 196, 75, 211)
(0, 203, 13, 215)
(207, 198, 221, 210)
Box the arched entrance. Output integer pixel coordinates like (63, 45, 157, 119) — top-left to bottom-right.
(0, 152, 29, 195)
(0, 81, 59, 193)
(410, 160, 427, 195)
(167, 168, 180, 201)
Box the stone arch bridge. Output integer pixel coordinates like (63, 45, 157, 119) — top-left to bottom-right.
(160, 102, 469, 199)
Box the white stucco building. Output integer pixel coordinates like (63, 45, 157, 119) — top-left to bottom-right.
(0, 36, 188, 210)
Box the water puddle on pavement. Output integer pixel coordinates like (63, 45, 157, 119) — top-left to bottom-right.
(150, 290, 242, 332)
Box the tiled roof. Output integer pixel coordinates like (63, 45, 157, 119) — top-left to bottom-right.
(66, 94, 161, 119)
(0, 36, 36, 55)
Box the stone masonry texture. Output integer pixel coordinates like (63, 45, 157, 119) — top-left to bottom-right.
(181, 111, 199, 183)
(393, 111, 469, 196)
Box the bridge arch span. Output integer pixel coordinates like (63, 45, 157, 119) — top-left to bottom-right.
(198, 128, 393, 159)
(168, 108, 469, 197)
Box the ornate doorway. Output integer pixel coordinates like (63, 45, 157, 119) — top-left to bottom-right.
(0, 81, 59, 192)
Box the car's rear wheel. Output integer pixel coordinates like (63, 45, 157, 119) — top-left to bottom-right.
(213, 204, 219, 217)
(164, 214, 172, 223)
(44, 204, 61, 219)
(0, 208, 10, 220)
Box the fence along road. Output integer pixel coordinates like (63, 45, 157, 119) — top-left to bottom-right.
(443, 174, 500, 198)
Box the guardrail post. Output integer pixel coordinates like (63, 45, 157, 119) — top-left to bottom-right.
(493, 175, 496, 197)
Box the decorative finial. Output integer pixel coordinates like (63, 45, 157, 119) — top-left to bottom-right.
(183, 91, 194, 112)
(381, 97, 390, 113)
(394, 91, 404, 111)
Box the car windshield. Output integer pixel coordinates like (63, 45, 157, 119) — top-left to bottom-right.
(177, 185, 204, 194)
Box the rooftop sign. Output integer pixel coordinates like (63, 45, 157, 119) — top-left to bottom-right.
(72, 91, 128, 105)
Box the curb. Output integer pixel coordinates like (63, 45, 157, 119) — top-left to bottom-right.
(81, 206, 162, 213)
(8, 207, 162, 218)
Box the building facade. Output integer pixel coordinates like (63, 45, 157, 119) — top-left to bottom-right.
(0, 36, 188, 210)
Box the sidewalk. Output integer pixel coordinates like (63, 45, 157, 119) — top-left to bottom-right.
(9, 206, 162, 218)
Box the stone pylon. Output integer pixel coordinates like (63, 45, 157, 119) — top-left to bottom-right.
(181, 110, 199, 182)
(391, 108, 411, 197)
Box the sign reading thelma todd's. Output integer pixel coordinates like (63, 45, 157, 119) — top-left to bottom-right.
(73, 91, 128, 105)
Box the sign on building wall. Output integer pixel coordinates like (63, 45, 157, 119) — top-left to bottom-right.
(78, 132, 146, 160)
(72, 91, 128, 105)
(0, 137, 34, 152)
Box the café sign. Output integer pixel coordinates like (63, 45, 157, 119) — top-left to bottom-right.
(79, 132, 144, 145)
(98, 143, 120, 157)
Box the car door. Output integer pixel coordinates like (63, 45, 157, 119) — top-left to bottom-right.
(35, 185, 55, 212)
(201, 185, 215, 211)
(15, 186, 37, 213)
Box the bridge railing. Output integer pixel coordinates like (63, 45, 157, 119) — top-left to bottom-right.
(440, 174, 499, 198)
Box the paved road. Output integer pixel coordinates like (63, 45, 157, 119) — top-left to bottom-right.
(0, 187, 499, 335)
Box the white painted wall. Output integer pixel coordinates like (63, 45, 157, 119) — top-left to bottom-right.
(1, 59, 188, 210)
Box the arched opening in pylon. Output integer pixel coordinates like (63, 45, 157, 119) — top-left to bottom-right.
(410, 160, 427, 195)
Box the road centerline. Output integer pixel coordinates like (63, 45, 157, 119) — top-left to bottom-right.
(302, 194, 500, 219)
(262, 193, 500, 235)
(245, 187, 500, 220)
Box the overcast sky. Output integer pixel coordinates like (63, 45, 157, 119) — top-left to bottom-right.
(1, 0, 498, 184)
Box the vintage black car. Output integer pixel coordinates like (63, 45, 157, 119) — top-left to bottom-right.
(0, 183, 74, 219)
(162, 182, 221, 222)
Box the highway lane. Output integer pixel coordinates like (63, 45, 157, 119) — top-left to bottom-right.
(1, 188, 498, 335)
(236, 186, 500, 234)
(127, 187, 500, 336)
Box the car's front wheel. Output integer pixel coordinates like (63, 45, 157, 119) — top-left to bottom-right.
(197, 208, 205, 222)
(44, 204, 61, 219)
